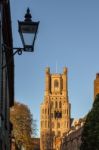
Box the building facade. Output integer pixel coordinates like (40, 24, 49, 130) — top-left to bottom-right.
(94, 73, 99, 99)
(0, 0, 14, 149)
(40, 67, 71, 150)
(60, 119, 84, 150)
(61, 126, 83, 150)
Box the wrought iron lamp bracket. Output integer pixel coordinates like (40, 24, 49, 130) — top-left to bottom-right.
(2, 44, 24, 69)
(2, 44, 24, 56)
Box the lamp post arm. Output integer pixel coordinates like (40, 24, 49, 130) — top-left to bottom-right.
(2, 44, 24, 69)
(2, 44, 24, 55)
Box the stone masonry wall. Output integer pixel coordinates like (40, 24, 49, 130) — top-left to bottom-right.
(61, 127, 83, 150)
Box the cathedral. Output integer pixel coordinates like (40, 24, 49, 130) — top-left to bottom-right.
(40, 67, 99, 150)
(40, 67, 71, 150)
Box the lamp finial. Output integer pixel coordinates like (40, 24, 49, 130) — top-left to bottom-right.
(24, 8, 32, 22)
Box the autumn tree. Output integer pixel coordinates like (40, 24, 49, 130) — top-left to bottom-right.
(10, 102, 37, 150)
(80, 94, 99, 150)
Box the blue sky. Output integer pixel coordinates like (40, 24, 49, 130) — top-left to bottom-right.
(10, 0, 99, 136)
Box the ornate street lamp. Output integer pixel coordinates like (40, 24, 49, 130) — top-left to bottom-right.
(2, 8, 39, 68)
(18, 8, 39, 52)
(3, 8, 39, 56)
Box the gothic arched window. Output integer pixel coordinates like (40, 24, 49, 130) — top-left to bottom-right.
(55, 101, 58, 108)
(45, 121, 47, 128)
(54, 80, 59, 88)
(59, 101, 62, 108)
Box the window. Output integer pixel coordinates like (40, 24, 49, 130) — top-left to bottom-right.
(59, 101, 62, 108)
(55, 101, 58, 108)
(45, 121, 47, 128)
(54, 80, 59, 92)
(54, 80, 59, 87)
(54, 111, 62, 118)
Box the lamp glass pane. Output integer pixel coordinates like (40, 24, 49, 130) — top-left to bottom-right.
(22, 32, 35, 46)
(20, 24, 37, 49)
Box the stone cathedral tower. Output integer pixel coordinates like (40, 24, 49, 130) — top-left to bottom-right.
(40, 67, 71, 150)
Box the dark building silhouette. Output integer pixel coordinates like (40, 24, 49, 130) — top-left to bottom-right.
(0, 0, 14, 149)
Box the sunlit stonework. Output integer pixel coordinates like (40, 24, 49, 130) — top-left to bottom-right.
(40, 67, 71, 150)
(94, 73, 99, 100)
